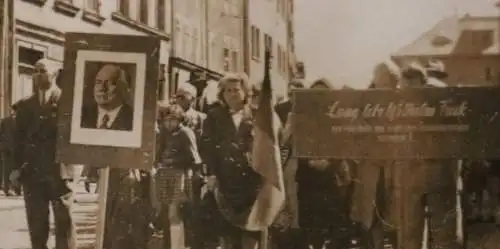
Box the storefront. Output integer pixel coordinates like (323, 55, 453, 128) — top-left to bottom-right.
(167, 56, 222, 109)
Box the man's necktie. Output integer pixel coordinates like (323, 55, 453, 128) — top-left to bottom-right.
(100, 114, 110, 129)
(40, 92, 46, 105)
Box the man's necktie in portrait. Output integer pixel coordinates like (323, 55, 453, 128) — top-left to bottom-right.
(80, 64, 134, 131)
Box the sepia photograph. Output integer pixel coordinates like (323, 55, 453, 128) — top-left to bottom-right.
(5, 1, 500, 249)
(70, 50, 146, 148)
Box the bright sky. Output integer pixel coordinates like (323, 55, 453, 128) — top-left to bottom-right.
(294, 0, 499, 89)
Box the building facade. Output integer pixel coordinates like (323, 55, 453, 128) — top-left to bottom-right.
(12, 0, 170, 106)
(247, 0, 293, 98)
(164, 0, 243, 100)
(205, 0, 244, 74)
(392, 15, 500, 86)
(10, 0, 296, 110)
(168, 0, 209, 87)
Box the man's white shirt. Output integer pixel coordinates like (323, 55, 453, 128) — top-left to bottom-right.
(230, 109, 244, 130)
(38, 90, 52, 105)
(97, 105, 123, 128)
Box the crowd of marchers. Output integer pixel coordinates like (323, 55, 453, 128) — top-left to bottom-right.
(1, 57, 500, 249)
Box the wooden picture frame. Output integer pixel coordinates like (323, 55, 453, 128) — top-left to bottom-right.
(56, 33, 160, 169)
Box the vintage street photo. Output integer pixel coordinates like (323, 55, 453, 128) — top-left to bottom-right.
(5, 1, 500, 249)
(70, 50, 145, 148)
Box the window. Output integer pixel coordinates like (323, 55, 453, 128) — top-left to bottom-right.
(231, 50, 238, 72)
(276, 45, 287, 75)
(18, 47, 44, 66)
(118, 0, 129, 15)
(138, 0, 148, 24)
(208, 33, 217, 69)
(16, 46, 44, 102)
(192, 28, 198, 63)
(182, 25, 190, 58)
(17, 73, 34, 102)
(175, 20, 182, 57)
(281, 0, 287, 18)
(157, 0, 165, 30)
(200, 39, 205, 65)
(210, 41, 217, 70)
(251, 26, 261, 60)
(223, 48, 230, 71)
(86, 0, 100, 12)
(282, 49, 288, 74)
(158, 64, 166, 100)
(264, 34, 273, 54)
(277, 45, 282, 73)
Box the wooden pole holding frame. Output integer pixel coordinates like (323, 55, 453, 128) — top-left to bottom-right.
(95, 167, 110, 249)
(456, 159, 464, 248)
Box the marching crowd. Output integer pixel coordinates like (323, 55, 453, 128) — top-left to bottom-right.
(1, 56, 500, 249)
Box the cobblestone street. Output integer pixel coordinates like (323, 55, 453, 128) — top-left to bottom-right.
(0, 182, 98, 249)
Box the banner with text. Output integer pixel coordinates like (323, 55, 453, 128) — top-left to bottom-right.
(292, 87, 500, 159)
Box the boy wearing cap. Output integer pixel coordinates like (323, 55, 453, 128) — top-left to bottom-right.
(153, 103, 201, 249)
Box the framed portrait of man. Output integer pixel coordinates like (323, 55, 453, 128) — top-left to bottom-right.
(56, 33, 160, 169)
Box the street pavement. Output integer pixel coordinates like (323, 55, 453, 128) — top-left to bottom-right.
(0, 182, 99, 249)
(467, 223, 500, 248)
(1, 179, 500, 248)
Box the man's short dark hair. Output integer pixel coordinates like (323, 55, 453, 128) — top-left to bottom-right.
(289, 79, 305, 88)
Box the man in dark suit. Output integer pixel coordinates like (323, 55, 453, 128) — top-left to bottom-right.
(0, 104, 21, 196)
(11, 58, 75, 249)
(80, 64, 134, 131)
(274, 79, 304, 125)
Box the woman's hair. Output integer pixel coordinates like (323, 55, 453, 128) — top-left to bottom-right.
(310, 78, 333, 89)
(289, 79, 305, 89)
(157, 103, 186, 122)
(216, 72, 251, 105)
(401, 61, 428, 85)
(372, 62, 400, 89)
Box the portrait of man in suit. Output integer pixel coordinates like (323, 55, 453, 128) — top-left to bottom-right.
(80, 63, 135, 131)
(68, 51, 146, 149)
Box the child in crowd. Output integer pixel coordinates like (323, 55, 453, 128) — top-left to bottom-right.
(153, 104, 201, 249)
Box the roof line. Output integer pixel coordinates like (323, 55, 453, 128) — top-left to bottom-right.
(391, 15, 460, 57)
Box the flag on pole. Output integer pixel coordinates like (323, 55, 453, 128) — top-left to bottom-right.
(245, 46, 285, 231)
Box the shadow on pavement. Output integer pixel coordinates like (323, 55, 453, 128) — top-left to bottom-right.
(467, 223, 500, 248)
